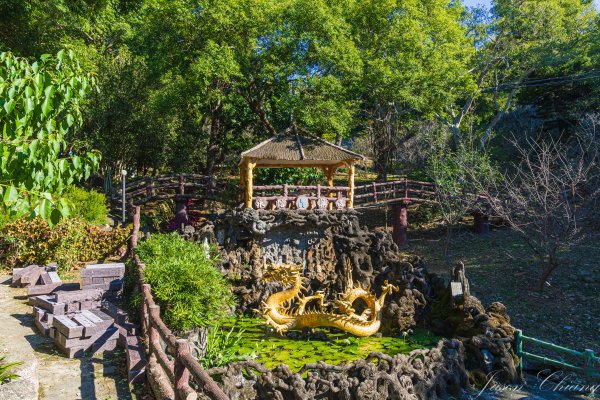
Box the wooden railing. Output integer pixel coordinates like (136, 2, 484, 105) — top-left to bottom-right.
(112, 174, 232, 207)
(353, 179, 437, 207)
(515, 329, 600, 379)
(129, 207, 229, 400)
(251, 184, 350, 210)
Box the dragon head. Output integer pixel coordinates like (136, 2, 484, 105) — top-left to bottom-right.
(262, 263, 304, 285)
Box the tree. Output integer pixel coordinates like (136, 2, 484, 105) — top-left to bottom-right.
(0, 50, 99, 223)
(348, 0, 475, 179)
(441, 0, 597, 147)
(427, 134, 498, 264)
(481, 131, 599, 290)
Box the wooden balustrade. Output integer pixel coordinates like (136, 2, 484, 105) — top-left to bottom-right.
(130, 207, 230, 400)
(112, 174, 232, 208)
(251, 184, 350, 210)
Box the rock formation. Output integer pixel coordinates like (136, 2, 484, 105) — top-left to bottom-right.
(182, 208, 520, 398)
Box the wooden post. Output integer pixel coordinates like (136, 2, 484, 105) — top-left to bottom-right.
(148, 305, 161, 355)
(174, 339, 195, 400)
(175, 197, 189, 227)
(131, 206, 141, 249)
(347, 163, 355, 208)
(473, 212, 490, 235)
(245, 160, 255, 208)
(179, 174, 185, 195)
(141, 284, 151, 342)
(372, 182, 378, 203)
(392, 203, 408, 247)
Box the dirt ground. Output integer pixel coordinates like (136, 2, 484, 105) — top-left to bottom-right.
(358, 206, 600, 357)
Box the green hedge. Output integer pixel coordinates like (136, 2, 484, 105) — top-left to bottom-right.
(136, 233, 234, 332)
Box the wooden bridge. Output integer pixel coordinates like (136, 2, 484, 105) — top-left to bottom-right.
(114, 174, 490, 247)
(111, 174, 232, 207)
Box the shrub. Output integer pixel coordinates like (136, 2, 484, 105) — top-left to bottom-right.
(200, 323, 252, 368)
(136, 234, 233, 332)
(1, 217, 129, 270)
(63, 186, 109, 225)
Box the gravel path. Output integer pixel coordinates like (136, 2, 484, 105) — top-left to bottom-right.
(0, 275, 131, 400)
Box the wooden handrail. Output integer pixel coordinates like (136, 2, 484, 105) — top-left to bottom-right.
(131, 208, 230, 400)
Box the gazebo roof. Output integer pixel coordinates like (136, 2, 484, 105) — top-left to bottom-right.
(240, 125, 364, 166)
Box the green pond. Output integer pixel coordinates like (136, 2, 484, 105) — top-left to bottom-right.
(216, 317, 440, 372)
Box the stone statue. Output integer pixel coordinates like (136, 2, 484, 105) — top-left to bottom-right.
(259, 264, 398, 337)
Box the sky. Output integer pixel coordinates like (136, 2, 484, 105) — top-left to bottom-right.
(462, 0, 600, 9)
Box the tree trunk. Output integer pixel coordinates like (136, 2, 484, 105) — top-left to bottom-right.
(536, 257, 557, 291)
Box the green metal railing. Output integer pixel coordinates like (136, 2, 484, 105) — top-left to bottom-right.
(514, 329, 600, 380)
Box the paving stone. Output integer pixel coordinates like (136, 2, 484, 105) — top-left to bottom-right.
(12, 265, 39, 285)
(47, 271, 61, 283)
(29, 295, 66, 315)
(55, 326, 118, 349)
(20, 266, 45, 287)
(53, 315, 84, 339)
(81, 264, 125, 279)
(85, 309, 115, 330)
(27, 282, 79, 296)
(55, 288, 104, 304)
(39, 272, 53, 285)
(72, 314, 100, 336)
(124, 335, 146, 384)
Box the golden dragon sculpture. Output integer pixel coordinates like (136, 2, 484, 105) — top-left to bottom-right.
(259, 264, 398, 337)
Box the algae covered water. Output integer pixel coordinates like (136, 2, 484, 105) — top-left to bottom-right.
(217, 317, 440, 371)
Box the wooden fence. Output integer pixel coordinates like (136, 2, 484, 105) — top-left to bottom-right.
(515, 329, 600, 380)
(129, 207, 229, 400)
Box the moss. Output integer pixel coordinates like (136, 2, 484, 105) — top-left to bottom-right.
(213, 317, 440, 372)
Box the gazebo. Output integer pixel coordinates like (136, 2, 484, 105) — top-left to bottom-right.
(239, 125, 365, 210)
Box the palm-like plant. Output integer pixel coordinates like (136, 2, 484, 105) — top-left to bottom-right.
(0, 356, 22, 384)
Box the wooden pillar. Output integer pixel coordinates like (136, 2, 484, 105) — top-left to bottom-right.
(473, 211, 490, 235)
(392, 203, 408, 247)
(347, 163, 355, 208)
(326, 166, 335, 210)
(245, 160, 255, 208)
(174, 197, 189, 226)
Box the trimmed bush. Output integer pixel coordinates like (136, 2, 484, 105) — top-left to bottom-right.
(63, 186, 109, 225)
(136, 233, 233, 332)
(1, 217, 129, 270)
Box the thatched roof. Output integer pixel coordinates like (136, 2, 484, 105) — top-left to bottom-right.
(241, 125, 364, 166)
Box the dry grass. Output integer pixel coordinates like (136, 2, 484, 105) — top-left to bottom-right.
(357, 206, 600, 353)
